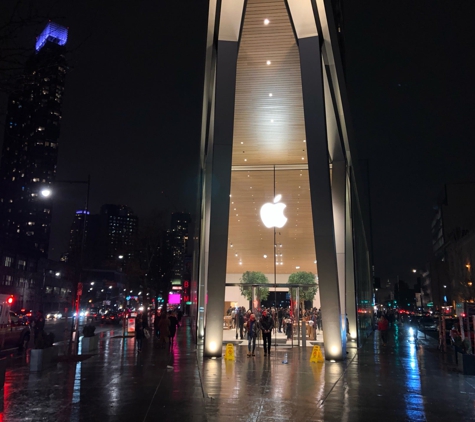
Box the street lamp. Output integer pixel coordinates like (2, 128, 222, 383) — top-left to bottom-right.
(41, 176, 91, 355)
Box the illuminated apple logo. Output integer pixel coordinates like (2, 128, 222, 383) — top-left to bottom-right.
(260, 194, 287, 228)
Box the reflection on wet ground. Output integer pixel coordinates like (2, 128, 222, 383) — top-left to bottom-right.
(0, 322, 474, 421)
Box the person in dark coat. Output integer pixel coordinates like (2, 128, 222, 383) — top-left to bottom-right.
(259, 310, 274, 356)
(135, 314, 144, 352)
(168, 311, 179, 346)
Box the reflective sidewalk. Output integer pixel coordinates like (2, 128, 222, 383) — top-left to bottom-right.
(1, 322, 475, 421)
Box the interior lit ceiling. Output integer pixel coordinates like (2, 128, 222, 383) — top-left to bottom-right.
(226, 0, 318, 279)
(232, 0, 307, 167)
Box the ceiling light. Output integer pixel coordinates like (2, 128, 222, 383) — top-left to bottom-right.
(296, 266, 300, 269)
(235, 253, 238, 257)
(244, 158, 247, 161)
(303, 140, 306, 142)
(266, 60, 271, 65)
(264, 255, 267, 258)
(271, 119, 274, 123)
(269, 93, 273, 97)
(264, 19, 270, 25)
(302, 157, 304, 160)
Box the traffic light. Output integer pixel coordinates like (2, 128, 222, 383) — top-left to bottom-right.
(7, 295, 13, 304)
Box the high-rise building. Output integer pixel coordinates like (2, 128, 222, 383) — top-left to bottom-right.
(67, 204, 138, 270)
(0, 22, 68, 259)
(167, 212, 191, 282)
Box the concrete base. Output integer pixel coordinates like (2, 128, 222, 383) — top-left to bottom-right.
(30, 347, 59, 372)
(81, 336, 99, 353)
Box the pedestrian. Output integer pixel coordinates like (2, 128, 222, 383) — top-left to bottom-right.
(260, 309, 274, 356)
(168, 311, 179, 346)
(378, 315, 389, 346)
(278, 308, 283, 333)
(157, 312, 170, 348)
(33, 310, 45, 345)
(135, 313, 144, 353)
(235, 307, 244, 340)
(246, 313, 258, 357)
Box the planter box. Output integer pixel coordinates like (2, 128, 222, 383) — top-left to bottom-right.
(30, 347, 58, 372)
(81, 335, 99, 353)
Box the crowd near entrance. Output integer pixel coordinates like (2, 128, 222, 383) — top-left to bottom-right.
(223, 283, 323, 349)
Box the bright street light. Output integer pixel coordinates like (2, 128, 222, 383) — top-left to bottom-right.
(412, 269, 417, 273)
(41, 188, 52, 198)
(55, 272, 61, 277)
(118, 255, 124, 259)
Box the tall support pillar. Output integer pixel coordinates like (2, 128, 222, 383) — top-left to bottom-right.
(203, 41, 239, 357)
(332, 160, 346, 334)
(299, 35, 345, 360)
(345, 175, 357, 340)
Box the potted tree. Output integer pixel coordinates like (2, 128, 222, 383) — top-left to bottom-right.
(287, 271, 318, 311)
(239, 271, 270, 312)
(81, 323, 98, 353)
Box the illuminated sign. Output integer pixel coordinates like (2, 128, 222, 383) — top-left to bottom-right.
(172, 286, 182, 290)
(169, 293, 181, 305)
(172, 280, 182, 286)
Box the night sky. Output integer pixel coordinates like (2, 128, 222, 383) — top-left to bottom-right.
(1, 1, 475, 286)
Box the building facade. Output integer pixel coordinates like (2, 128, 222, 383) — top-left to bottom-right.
(0, 22, 68, 260)
(195, 0, 372, 360)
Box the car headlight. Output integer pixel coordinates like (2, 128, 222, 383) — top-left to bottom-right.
(47, 314, 52, 319)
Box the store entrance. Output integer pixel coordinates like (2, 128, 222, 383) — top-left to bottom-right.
(223, 283, 322, 348)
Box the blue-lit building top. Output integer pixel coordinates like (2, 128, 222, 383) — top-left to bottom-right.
(36, 22, 68, 52)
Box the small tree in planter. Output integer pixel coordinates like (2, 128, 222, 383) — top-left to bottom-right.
(288, 271, 318, 311)
(83, 324, 96, 337)
(239, 271, 269, 312)
(81, 324, 98, 353)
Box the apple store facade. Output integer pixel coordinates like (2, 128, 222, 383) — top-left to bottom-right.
(193, 0, 373, 361)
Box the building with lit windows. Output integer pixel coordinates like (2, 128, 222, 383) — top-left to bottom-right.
(77, 204, 138, 270)
(194, 0, 372, 360)
(0, 22, 68, 260)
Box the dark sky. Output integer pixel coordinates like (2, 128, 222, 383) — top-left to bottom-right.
(2, 1, 475, 284)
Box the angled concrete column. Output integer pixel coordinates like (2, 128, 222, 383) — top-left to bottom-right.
(332, 160, 346, 331)
(345, 175, 357, 341)
(298, 35, 345, 360)
(203, 41, 239, 357)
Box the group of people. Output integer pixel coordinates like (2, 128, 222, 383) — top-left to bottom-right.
(244, 309, 275, 357)
(231, 306, 324, 344)
(134, 309, 181, 352)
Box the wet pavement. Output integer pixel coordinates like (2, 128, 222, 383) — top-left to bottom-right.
(0, 321, 474, 421)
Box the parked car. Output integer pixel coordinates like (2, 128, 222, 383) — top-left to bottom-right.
(418, 316, 438, 331)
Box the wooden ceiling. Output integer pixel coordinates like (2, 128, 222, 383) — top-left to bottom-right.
(226, 0, 318, 278)
(232, 0, 307, 167)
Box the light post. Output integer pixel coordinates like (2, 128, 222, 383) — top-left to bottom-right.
(41, 175, 91, 355)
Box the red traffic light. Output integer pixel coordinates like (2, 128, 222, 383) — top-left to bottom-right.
(7, 296, 13, 304)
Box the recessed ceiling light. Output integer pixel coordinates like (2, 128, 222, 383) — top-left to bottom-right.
(241, 141, 244, 144)
(244, 158, 247, 161)
(266, 60, 271, 65)
(314, 260, 317, 264)
(235, 253, 238, 257)
(302, 157, 305, 160)
(264, 19, 270, 25)
(263, 255, 267, 258)
(296, 266, 300, 269)
(271, 119, 274, 123)
(303, 140, 306, 142)
(269, 93, 273, 97)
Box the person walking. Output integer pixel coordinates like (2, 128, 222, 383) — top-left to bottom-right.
(378, 315, 389, 346)
(260, 309, 274, 357)
(157, 312, 170, 348)
(235, 307, 244, 340)
(168, 311, 179, 346)
(246, 314, 258, 357)
(135, 313, 145, 353)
